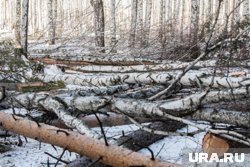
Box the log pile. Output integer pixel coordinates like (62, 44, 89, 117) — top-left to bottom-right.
(1, 53, 250, 166)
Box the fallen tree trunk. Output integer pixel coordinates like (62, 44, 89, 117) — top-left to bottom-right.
(0, 112, 177, 167)
(61, 60, 250, 73)
(5, 87, 250, 127)
(38, 71, 250, 88)
(192, 108, 250, 128)
(30, 55, 166, 65)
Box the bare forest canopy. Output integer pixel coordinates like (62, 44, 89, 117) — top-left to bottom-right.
(0, 0, 250, 42)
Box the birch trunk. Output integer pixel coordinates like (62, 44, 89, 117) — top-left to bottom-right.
(137, 0, 144, 47)
(39, 70, 250, 88)
(129, 0, 138, 48)
(8, 87, 250, 128)
(90, 0, 105, 53)
(190, 0, 200, 58)
(53, 0, 57, 41)
(159, 0, 166, 55)
(15, 0, 21, 48)
(21, 0, 29, 56)
(110, 0, 117, 53)
(47, 0, 55, 45)
(144, 0, 152, 47)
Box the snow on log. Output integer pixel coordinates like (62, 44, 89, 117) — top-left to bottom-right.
(0, 112, 177, 167)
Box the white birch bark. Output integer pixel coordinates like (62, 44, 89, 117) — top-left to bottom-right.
(180, 0, 185, 40)
(15, 0, 21, 48)
(159, 0, 166, 50)
(90, 0, 105, 52)
(129, 0, 138, 48)
(144, 0, 152, 47)
(110, 0, 117, 53)
(137, 0, 143, 47)
(190, 0, 199, 44)
(192, 108, 250, 128)
(39, 70, 250, 88)
(47, 0, 55, 45)
(21, 0, 29, 55)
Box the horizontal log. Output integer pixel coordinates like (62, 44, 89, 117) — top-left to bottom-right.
(16, 82, 44, 92)
(39, 71, 250, 88)
(0, 112, 177, 167)
(30, 55, 164, 66)
(192, 108, 250, 128)
(5, 87, 250, 128)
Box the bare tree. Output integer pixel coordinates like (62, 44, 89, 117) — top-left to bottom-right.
(137, 0, 144, 47)
(144, 0, 152, 47)
(15, 0, 21, 48)
(129, 0, 138, 48)
(21, 0, 29, 57)
(90, 0, 105, 53)
(190, 0, 200, 58)
(180, 0, 185, 40)
(53, 0, 57, 42)
(159, 0, 166, 56)
(48, 0, 55, 45)
(110, 0, 117, 53)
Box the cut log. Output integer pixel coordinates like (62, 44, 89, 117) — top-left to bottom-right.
(202, 133, 230, 158)
(0, 112, 178, 167)
(16, 82, 44, 92)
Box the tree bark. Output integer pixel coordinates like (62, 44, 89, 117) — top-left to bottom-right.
(15, 0, 21, 48)
(144, 0, 152, 47)
(0, 112, 177, 167)
(110, 0, 117, 53)
(129, 0, 138, 48)
(48, 0, 55, 45)
(21, 0, 29, 57)
(90, 0, 105, 53)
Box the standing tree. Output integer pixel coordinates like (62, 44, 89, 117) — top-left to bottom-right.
(53, 0, 58, 43)
(110, 0, 117, 53)
(90, 0, 105, 53)
(129, 0, 138, 48)
(21, 0, 29, 57)
(159, 0, 166, 56)
(15, 0, 22, 57)
(180, 0, 185, 40)
(144, 0, 152, 47)
(137, 0, 143, 47)
(190, 0, 200, 59)
(48, 0, 55, 45)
